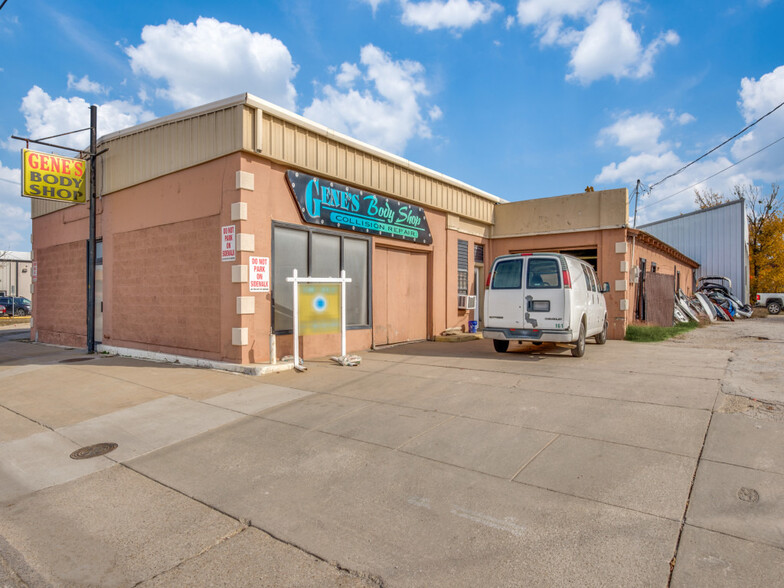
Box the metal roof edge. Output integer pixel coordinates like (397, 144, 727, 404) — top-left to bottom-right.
(639, 198, 745, 228)
(98, 94, 249, 143)
(98, 93, 506, 205)
(628, 228, 700, 268)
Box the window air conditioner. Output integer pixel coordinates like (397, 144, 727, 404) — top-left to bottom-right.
(458, 295, 477, 310)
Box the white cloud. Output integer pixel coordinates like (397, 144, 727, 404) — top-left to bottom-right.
(401, 0, 502, 31)
(593, 108, 759, 223)
(126, 17, 298, 111)
(678, 112, 696, 125)
(516, 0, 678, 84)
(517, 0, 599, 27)
(731, 65, 784, 182)
(335, 63, 361, 88)
(67, 74, 106, 94)
(567, 2, 679, 84)
(361, 0, 388, 14)
(737, 65, 784, 122)
(429, 105, 443, 120)
(303, 44, 437, 154)
(597, 112, 666, 154)
(0, 161, 30, 251)
(20, 86, 155, 149)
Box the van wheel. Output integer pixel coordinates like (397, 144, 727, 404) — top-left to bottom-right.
(493, 340, 509, 353)
(594, 319, 608, 345)
(571, 324, 586, 357)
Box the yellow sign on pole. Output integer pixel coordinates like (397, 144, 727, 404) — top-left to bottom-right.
(298, 283, 340, 335)
(21, 149, 88, 203)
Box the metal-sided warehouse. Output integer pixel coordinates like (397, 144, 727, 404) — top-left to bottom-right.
(29, 93, 698, 368)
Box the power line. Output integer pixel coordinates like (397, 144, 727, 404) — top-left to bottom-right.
(639, 132, 784, 211)
(0, 177, 20, 186)
(649, 97, 784, 190)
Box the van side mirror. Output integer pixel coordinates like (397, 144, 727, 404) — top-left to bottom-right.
(601, 282, 610, 293)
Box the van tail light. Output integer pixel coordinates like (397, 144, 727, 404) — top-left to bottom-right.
(563, 269, 572, 289)
(485, 271, 493, 288)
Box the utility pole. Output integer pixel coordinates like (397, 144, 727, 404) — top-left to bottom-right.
(632, 179, 641, 229)
(87, 105, 97, 353)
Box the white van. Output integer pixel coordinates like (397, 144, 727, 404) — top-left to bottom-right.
(482, 253, 609, 357)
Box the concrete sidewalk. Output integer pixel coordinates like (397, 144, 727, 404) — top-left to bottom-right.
(1, 319, 783, 586)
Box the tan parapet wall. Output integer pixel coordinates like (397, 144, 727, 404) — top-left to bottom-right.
(492, 188, 629, 238)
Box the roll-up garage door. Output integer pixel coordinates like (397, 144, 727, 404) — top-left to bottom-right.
(374, 247, 428, 345)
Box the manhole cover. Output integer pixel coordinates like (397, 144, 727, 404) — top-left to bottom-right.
(59, 357, 95, 364)
(738, 487, 759, 503)
(70, 443, 118, 460)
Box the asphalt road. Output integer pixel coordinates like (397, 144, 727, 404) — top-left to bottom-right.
(1, 317, 782, 587)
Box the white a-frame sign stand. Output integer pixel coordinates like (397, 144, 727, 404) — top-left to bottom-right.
(286, 269, 355, 371)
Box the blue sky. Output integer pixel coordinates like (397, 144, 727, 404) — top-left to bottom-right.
(2, 0, 783, 251)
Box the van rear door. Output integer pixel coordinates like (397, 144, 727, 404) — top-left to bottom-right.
(523, 256, 567, 331)
(484, 257, 524, 329)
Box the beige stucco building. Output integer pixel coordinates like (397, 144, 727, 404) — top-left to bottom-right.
(30, 93, 696, 368)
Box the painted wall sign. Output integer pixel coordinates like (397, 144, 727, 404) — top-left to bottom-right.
(286, 170, 432, 245)
(249, 256, 270, 292)
(221, 225, 236, 261)
(21, 149, 87, 203)
(298, 283, 340, 335)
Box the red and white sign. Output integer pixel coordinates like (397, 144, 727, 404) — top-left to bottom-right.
(249, 256, 270, 292)
(32, 261, 37, 282)
(221, 225, 236, 261)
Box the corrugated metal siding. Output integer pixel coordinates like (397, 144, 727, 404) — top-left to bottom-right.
(34, 98, 496, 226)
(255, 107, 495, 224)
(640, 200, 749, 302)
(96, 105, 244, 197)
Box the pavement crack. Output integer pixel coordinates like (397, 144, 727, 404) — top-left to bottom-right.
(119, 463, 385, 588)
(510, 433, 559, 481)
(131, 525, 249, 587)
(666, 391, 717, 585)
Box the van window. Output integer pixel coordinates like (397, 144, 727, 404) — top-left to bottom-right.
(526, 258, 560, 289)
(582, 266, 597, 292)
(492, 259, 522, 289)
(589, 267, 600, 292)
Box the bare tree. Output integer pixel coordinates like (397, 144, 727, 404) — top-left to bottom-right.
(694, 188, 727, 209)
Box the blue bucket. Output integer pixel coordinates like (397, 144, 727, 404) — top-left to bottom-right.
(468, 321, 478, 333)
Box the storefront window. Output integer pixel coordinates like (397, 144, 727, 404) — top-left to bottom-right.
(272, 227, 309, 332)
(272, 224, 370, 333)
(344, 238, 368, 325)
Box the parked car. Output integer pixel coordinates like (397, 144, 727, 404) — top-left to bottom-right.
(0, 296, 32, 316)
(755, 292, 783, 315)
(0, 305, 6, 317)
(483, 252, 609, 357)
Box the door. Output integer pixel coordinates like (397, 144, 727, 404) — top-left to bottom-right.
(374, 247, 428, 345)
(523, 256, 566, 330)
(484, 257, 524, 329)
(473, 266, 483, 327)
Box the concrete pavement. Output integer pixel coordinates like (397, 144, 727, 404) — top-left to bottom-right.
(0, 318, 783, 586)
